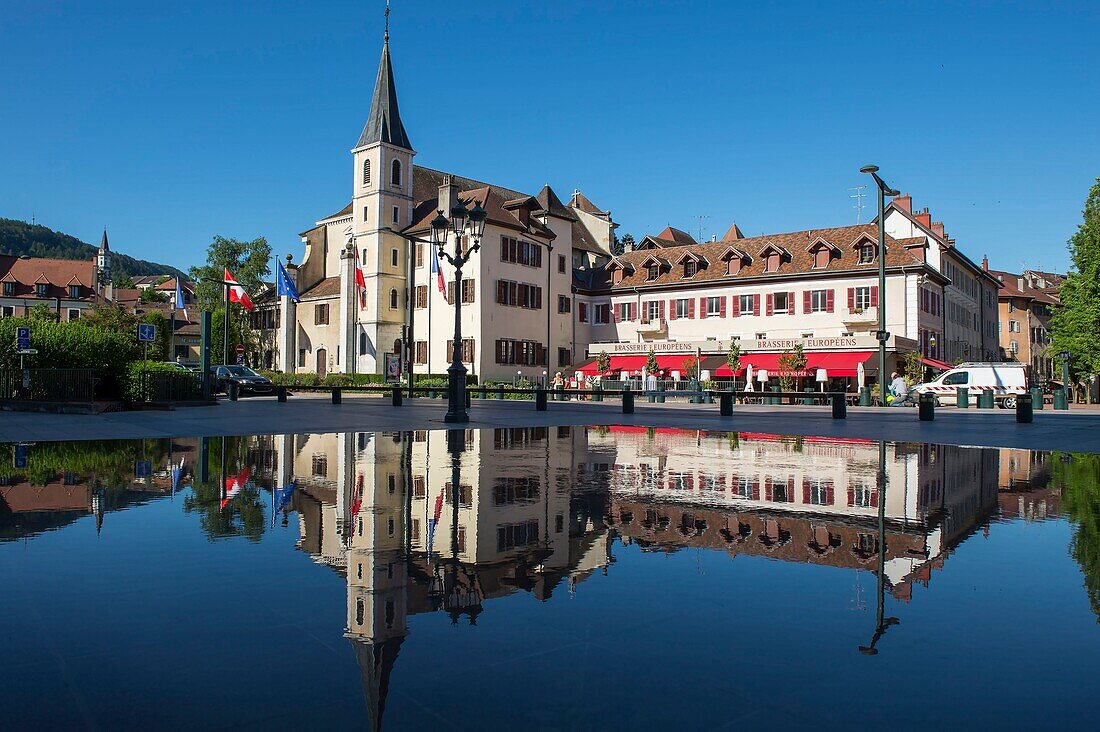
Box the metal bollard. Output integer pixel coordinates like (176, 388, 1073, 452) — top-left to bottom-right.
(957, 386, 969, 408)
(391, 385, 402, 406)
(228, 382, 239, 401)
(769, 385, 780, 406)
(277, 386, 287, 403)
(859, 387, 870, 406)
(918, 392, 935, 421)
(622, 387, 634, 414)
(720, 392, 733, 416)
(1016, 392, 1033, 423)
(656, 382, 665, 404)
(704, 391, 713, 404)
(593, 389, 603, 402)
(331, 387, 342, 404)
(803, 387, 813, 406)
(979, 389, 994, 409)
(831, 393, 847, 419)
(466, 389, 471, 409)
(1053, 388, 1068, 410)
(1030, 387, 1044, 411)
(536, 388, 548, 411)
(496, 385, 505, 400)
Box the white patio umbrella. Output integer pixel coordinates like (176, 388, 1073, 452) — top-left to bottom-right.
(817, 368, 828, 392)
(745, 363, 754, 391)
(857, 361, 866, 390)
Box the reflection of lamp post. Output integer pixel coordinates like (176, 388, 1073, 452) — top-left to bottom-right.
(860, 440, 900, 654)
(431, 201, 488, 423)
(1060, 350, 1071, 406)
(860, 165, 900, 406)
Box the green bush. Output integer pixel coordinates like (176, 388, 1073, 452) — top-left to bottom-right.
(481, 379, 535, 399)
(124, 360, 201, 402)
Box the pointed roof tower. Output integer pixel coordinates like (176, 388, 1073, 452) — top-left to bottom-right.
(355, 6, 412, 151)
(100, 229, 110, 252)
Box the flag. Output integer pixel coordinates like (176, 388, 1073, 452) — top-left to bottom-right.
(170, 456, 185, 497)
(174, 278, 188, 319)
(353, 248, 367, 308)
(224, 268, 254, 311)
(274, 481, 296, 514)
(221, 467, 251, 509)
(276, 259, 300, 302)
(426, 490, 445, 553)
(431, 245, 445, 295)
(351, 474, 363, 516)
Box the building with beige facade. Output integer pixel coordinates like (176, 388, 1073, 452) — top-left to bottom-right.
(985, 265, 1061, 381)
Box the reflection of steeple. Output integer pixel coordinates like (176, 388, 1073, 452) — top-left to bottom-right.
(349, 636, 404, 732)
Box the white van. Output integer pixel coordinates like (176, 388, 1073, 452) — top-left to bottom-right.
(911, 362, 1029, 408)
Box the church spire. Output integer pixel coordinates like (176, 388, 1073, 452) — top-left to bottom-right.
(355, 1, 412, 151)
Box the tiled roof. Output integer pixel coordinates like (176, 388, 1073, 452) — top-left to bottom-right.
(355, 40, 412, 151)
(411, 166, 528, 205)
(571, 219, 608, 255)
(599, 224, 929, 291)
(299, 276, 341, 299)
(656, 226, 697, 245)
(318, 202, 353, 223)
(535, 185, 577, 221)
(570, 191, 607, 216)
(987, 269, 1059, 304)
(0, 255, 96, 300)
(407, 185, 555, 240)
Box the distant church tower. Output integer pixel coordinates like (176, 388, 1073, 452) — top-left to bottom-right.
(347, 11, 415, 375)
(97, 229, 113, 299)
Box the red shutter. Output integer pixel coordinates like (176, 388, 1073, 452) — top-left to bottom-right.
(802, 478, 811, 504)
(699, 297, 706, 318)
(719, 297, 727, 317)
(659, 300, 665, 320)
(803, 290, 811, 314)
(871, 286, 879, 307)
(847, 488, 854, 506)
(614, 303, 621, 322)
(870, 490, 879, 507)
(847, 287, 855, 309)
(766, 293, 774, 316)
(826, 485, 834, 505)
(787, 476, 795, 501)
(788, 292, 795, 315)
(753, 293, 760, 315)
(826, 289, 835, 313)
(731, 295, 739, 317)
(688, 299, 695, 319)
(496, 340, 503, 364)
(669, 299, 677, 320)
(752, 479, 760, 500)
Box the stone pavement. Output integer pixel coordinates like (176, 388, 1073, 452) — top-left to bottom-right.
(3, 393, 1100, 452)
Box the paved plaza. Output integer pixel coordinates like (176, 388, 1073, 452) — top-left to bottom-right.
(3, 394, 1098, 451)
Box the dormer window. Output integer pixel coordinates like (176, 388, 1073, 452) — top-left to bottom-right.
(683, 260, 697, 278)
(36, 283, 48, 298)
(858, 243, 875, 264)
(727, 258, 742, 276)
(765, 252, 781, 273)
(391, 159, 402, 186)
(646, 263, 660, 281)
(69, 285, 80, 299)
(363, 159, 371, 186)
(3, 282, 13, 296)
(612, 268, 624, 285)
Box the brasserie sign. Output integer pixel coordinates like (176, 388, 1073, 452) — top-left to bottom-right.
(599, 335, 888, 355)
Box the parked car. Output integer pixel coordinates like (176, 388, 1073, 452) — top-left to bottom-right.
(911, 362, 1028, 408)
(211, 365, 274, 396)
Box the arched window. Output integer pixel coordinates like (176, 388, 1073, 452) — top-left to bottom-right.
(362, 159, 371, 186)
(393, 338, 402, 354)
(359, 331, 367, 355)
(389, 288, 398, 309)
(391, 158, 402, 186)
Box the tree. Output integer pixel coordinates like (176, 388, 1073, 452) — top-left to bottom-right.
(596, 351, 611, 374)
(189, 235, 271, 365)
(778, 344, 807, 391)
(645, 349, 659, 377)
(140, 288, 169, 303)
(620, 233, 636, 252)
(901, 351, 924, 385)
(611, 235, 625, 256)
(27, 303, 58, 322)
(1050, 178, 1100, 386)
(82, 303, 138, 332)
(113, 274, 136, 289)
(726, 342, 742, 383)
(1052, 452, 1100, 622)
(681, 356, 699, 380)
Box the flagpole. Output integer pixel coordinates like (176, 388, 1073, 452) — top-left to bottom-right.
(170, 278, 176, 362)
(222, 278, 230, 366)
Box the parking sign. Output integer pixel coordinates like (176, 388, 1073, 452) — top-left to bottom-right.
(135, 460, 152, 478)
(14, 443, 28, 470)
(16, 327, 30, 350)
(138, 324, 157, 342)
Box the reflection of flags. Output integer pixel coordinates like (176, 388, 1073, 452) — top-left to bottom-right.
(224, 268, 254, 311)
(274, 482, 296, 513)
(353, 247, 367, 308)
(426, 491, 445, 553)
(171, 456, 185, 496)
(431, 246, 445, 295)
(351, 474, 363, 516)
(221, 467, 251, 509)
(276, 259, 300, 302)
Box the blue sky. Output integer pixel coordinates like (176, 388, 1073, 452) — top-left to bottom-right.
(2, 0, 1097, 274)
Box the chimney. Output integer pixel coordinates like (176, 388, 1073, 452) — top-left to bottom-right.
(915, 207, 932, 228)
(438, 175, 458, 219)
(982, 255, 989, 271)
(1018, 277, 1026, 291)
(931, 221, 945, 239)
(893, 193, 912, 213)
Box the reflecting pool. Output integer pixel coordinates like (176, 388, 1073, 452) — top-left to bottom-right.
(2, 428, 1098, 729)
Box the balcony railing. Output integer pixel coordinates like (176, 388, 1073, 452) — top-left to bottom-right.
(637, 318, 667, 334)
(842, 307, 878, 327)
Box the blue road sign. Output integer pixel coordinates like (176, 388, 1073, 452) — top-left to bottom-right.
(137, 324, 157, 342)
(16, 326, 30, 350)
(14, 444, 28, 470)
(135, 460, 152, 478)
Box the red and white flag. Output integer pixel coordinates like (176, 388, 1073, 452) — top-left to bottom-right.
(221, 468, 251, 509)
(353, 248, 367, 308)
(224, 268, 254, 311)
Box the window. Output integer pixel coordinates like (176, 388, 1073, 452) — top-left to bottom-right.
(558, 254, 566, 273)
(495, 280, 540, 309)
(174, 344, 188, 359)
(853, 286, 871, 310)
(739, 294, 755, 315)
(362, 159, 371, 185)
(67, 308, 80, 320)
(311, 454, 328, 478)
(772, 291, 790, 314)
(858, 244, 875, 264)
(391, 248, 399, 267)
(36, 283, 48, 298)
(683, 260, 697, 278)
(646, 263, 660, 281)
(644, 300, 662, 323)
(808, 289, 830, 313)
(2, 282, 13, 296)
(69, 285, 80, 299)
(942, 371, 969, 386)
(389, 289, 398, 309)
(495, 339, 545, 365)
(414, 243, 424, 268)
(578, 302, 588, 322)
(497, 520, 539, 552)
(558, 347, 572, 367)
(706, 297, 722, 317)
(557, 295, 571, 314)
(594, 303, 611, 324)
(414, 285, 427, 308)
(392, 205, 399, 224)
(1008, 320, 1020, 333)
(764, 252, 781, 272)
(500, 236, 543, 268)
(1008, 302, 1015, 313)
(363, 207, 369, 222)
(298, 349, 306, 367)
(619, 301, 636, 321)
(755, 332, 767, 339)
(812, 246, 831, 269)
(447, 338, 476, 363)
(359, 331, 367, 354)
(414, 341, 427, 364)
(391, 158, 401, 186)
(461, 279, 475, 304)
(315, 303, 329, 325)
(807, 478, 833, 505)
(675, 299, 691, 318)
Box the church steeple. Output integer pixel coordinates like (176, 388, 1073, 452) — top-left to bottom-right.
(355, 8, 412, 151)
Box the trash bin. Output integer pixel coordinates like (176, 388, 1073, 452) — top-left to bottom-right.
(720, 392, 733, 416)
(918, 392, 935, 421)
(1016, 392, 1033, 423)
(655, 381, 665, 404)
(1030, 387, 1044, 411)
(859, 387, 870, 406)
(622, 386, 634, 414)
(536, 388, 547, 411)
(979, 389, 994, 409)
(957, 386, 969, 408)
(832, 393, 847, 419)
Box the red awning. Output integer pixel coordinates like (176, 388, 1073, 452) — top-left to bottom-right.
(574, 354, 700, 375)
(921, 357, 953, 371)
(714, 351, 875, 378)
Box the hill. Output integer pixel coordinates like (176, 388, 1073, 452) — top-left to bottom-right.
(0, 218, 187, 280)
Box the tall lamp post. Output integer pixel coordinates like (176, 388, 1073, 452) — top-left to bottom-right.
(860, 165, 900, 405)
(431, 200, 488, 423)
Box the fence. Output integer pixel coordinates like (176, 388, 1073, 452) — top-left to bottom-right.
(0, 368, 97, 402)
(132, 370, 211, 403)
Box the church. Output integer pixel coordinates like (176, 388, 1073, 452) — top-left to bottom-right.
(259, 21, 618, 382)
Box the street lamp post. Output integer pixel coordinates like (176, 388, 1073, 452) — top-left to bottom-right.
(861, 165, 900, 405)
(1060, 350, 1071, 407)
(431, 201, 488, 423)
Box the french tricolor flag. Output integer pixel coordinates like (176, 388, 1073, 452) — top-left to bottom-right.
(431, 245, 445, 295)
(221, 468, 251, 509)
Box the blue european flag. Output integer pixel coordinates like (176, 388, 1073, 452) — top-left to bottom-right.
(276, 259, 300, 302)
(274, 482, 296, 513)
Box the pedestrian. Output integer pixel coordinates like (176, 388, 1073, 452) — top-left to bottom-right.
(889, 371, 911, 407)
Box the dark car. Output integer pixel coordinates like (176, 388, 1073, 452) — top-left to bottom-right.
(211, 365, 274, 396)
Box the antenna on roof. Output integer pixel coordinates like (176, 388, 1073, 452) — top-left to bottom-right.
(694, 214, 710, 243)
(849, 185, 867, 224)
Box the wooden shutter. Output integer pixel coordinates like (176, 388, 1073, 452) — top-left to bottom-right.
(752, 479, 760, 501)
(802, 478, 811, 504)
(870, 286, 879, 307)
(788, 292, 795, 315)
(847, 488, 855, 506)
(803, 290, 811, 313)
(753, 293, 760, 316)
(719, 297, 727, 317)
(766, 293, 774, 316)
(688, 299, 695, 319)
(870, 490, 878, 507)
(764, 478, 773, 502)
(787, 477, 795, 501)
(826, 485, 834, 505)
(613, 303, 621, 322)
(731, 295, 740, 317)
(699, 297, 707, 318)
(848, 287, 855, 309)
(495, 339, 504, 364)
(669, 299, 677, 320)
(826, 289, 835, 313)
(659, 300, 665, 320)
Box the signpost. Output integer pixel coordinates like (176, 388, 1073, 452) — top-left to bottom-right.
(235, 343, 245, 366)
(135, 460, 152, 479)
(138, 323, 157, 361)
(15, 327, 35, 396)
(14, 443, 28, 470)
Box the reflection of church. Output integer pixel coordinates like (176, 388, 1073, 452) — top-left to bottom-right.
(274, 425, 1003, 728)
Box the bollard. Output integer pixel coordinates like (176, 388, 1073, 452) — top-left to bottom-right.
(957, 386, 969, 408)
(622, 387, 635, 414)
(331, 387, 342, 404)
(1030, 387, 1044, 411)
(803, 387, 813, 406)
(704, 391, 713, 404)
(831, 393, 847, 419)
(1016, 392, 1033, 423)
(859, 387, 870, 406)
(536, 388, 548, 411)
(918, 392, 935, 421)
(277, 386, 287, 403)
(466, 389, 472, 409)
(769, 385, 780, 406)
(593, 389, 603, 402)
(656, 382, 665, 404)
(391, 385, 402, 406)
(720, 392, 733, 416)
(1053, 388, 1068, 410)
(979, 389, 994, 409)
(228, 382, 239, 401)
